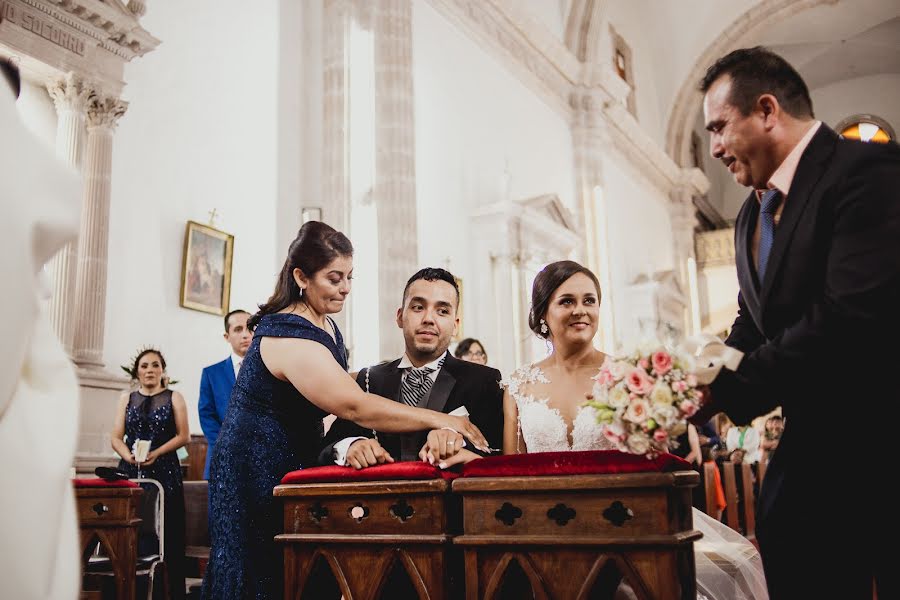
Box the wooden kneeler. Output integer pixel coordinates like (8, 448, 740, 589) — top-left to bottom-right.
(275, 463, 461, 600)
(452, 451, 701, 600)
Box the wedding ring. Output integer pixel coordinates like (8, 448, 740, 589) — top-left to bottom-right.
(448, 440, 455, 446)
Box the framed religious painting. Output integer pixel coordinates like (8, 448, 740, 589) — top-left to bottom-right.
(180, 221, 234, 316)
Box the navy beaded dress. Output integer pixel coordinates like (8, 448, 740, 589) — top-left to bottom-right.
(118, 389, 186, 600)
(202, 313, 347, 599)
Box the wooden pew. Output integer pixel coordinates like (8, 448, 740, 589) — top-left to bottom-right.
(720, 461, 756, 544)
(701, 462, 720, 518)
(75, 483, 143, 600)
(182, 435, 208, 481)
(184, 481, 210, 580)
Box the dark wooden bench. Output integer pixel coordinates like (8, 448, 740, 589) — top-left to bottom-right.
(720, 461, 756, 544)
(183, 481, 210, 580)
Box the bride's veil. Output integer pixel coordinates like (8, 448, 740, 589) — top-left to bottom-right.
(692, 509, 769, 600)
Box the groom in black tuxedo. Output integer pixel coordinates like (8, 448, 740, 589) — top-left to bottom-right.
(694, 47, 900, 599)
(319, 268, 503, 469)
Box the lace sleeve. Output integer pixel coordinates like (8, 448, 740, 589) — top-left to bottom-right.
(502, 365, 548, 454)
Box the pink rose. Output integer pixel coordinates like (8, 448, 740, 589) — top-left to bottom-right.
(651, 351, 673, 376)
(639, 358, 650, 370)
(679, 399, 698, 417)
(672, 380, 687, 393)
(653, 428, 668, 443)
(686, 374, 698, 387)
(602, 424, 626, 446)
(594, 369, 614, 386)
(626, 367, 655, 395)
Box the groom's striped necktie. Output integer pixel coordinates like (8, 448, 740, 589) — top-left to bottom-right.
(400, 356, 445, 407)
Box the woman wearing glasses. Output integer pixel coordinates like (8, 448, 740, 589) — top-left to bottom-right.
(454, 337, 488, 365)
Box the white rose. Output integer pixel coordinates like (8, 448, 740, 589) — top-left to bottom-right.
(649, 381, 674, 405)
(608, 360, 630, 381)
(649, 403, 678, 428)
(607, 385, 630, 409)
(627, 431, 652, 455)
(669, 421, 687, 438)
(624, 398, 651, 424)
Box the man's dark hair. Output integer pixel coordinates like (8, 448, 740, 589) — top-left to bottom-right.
(224, 309, 249, 333)
(700, 46, 814, 119)
(402, 268, 459, 306)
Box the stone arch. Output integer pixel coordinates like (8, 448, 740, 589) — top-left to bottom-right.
(665, 0, 836, 166)
(564, 0, 607, 62)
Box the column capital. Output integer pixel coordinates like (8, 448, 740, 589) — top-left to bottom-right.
(87, 96, 129, 130)
(47, 74, 94, 115)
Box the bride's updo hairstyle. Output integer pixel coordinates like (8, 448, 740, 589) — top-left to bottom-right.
(249, 221, 353, 330)
(528, 260, 602, 339)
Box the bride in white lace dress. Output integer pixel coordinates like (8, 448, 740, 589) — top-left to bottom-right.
(502, 260, 768, 600)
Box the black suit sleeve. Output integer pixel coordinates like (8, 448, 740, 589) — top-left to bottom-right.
(464, 367, 504, 456)
(724, 291, 766, 354)
(317, 369, 376, 465)
(713, 145, 900, 424)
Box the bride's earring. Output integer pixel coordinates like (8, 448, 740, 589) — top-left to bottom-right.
(540, 319, 548, 335)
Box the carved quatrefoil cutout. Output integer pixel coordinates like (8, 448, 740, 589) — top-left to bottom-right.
(308, 501, 329, 523)
(348, 503, 370, 523)
(602, 500, 634, 527)
(547, 503, 576, 526)
(495, 502, 523, 526)
(389, 499, 415, 522)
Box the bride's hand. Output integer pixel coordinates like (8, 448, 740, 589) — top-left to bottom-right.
(419, 428, 465, 464)
(440, 415, 489, 452)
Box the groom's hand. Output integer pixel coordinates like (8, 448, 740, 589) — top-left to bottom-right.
(688, 385, 718, 426)
(346, 439, 394, 470)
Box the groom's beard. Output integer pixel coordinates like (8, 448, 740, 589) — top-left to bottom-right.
(407, 341, 449, 364)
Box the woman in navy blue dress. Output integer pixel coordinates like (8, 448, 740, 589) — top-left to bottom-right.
(202, 221, 489, 599)
(111, 348, 190, 600)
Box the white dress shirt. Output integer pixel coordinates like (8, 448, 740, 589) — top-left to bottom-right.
(332, 351, 448, 466)
(231, 352, 243, 379)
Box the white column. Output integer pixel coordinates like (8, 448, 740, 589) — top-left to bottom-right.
(323, 0, 352, 235)
(46, 74, 92, 353)
(570, 85, 616, 349)
(373, 0, 417, 361)
(322, 0, 354, 336)
(70, 95, 128, 370)
(669, 184, 699, 337)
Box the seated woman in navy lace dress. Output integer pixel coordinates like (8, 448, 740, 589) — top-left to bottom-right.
(201, 221, 490, 599)
(111, 348, 190, 600)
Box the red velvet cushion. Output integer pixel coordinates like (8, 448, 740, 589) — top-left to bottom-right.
(459, 450, 690, 478)
(281, 461, 458, 484)
(73, 478, 140, 488)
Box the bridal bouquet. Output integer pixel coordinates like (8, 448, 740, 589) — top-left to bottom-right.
(585, 346, 702, 457)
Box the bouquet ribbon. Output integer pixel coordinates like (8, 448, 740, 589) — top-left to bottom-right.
(679, 334, 744, 385)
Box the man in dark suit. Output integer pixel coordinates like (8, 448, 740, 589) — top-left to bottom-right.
(198, 309, 251, 478)
(320, 268, 503, 469)
(694, 47, 900, 599)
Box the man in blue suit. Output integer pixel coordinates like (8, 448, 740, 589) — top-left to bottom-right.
(198, 309, 251, 478)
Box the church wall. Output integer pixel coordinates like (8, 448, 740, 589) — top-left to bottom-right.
(600, 151, 676, 350)
(813, 73, 900, 138)
(106, 0, 281, 432)
(603, 0, 753, 149)
(412, 0, 576, 362)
